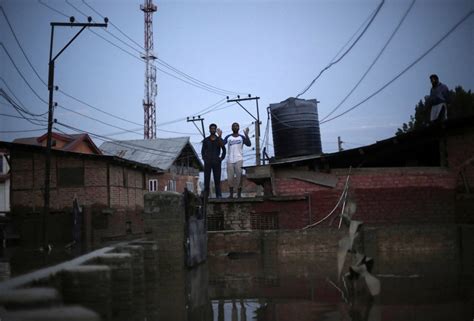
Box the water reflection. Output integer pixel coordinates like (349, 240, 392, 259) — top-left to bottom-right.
(185, 252, 471, 321)
(2, 246, 473, 321)
(211, 299, 259, 321)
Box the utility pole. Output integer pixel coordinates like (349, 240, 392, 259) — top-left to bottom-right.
(227, 95, 261, 165)
(338, 136, 344, 152)
(187, 116, 206, 139)
(43, 16, 107, 250)
(141, 0, 158, 139)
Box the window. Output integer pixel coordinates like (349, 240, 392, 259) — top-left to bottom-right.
(58, 167, 84, 187)
(185, 181, 194, 192)
(148, 179, 158, 192)
(167, 180, 176, 192)
(0, 155, 3, 174)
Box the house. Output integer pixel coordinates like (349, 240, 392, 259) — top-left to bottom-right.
(2, 130, 99, 216)
(0, 140, 161, 248)
(13, 132, 103, 155)
(100, 137, 203, 194)
(207, 116, 474, 230)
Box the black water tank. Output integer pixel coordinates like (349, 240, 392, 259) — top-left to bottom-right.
(270, 97, 322, 159)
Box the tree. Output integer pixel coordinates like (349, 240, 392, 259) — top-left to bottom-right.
(396, 86, 474, 135)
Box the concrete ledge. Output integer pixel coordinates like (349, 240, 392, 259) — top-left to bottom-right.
(0, 287, 61, 309)
(208, 195, 308, 203)
(0, 306, 100, 321)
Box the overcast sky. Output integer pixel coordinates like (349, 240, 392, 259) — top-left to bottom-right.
(1, 0, 473, 164)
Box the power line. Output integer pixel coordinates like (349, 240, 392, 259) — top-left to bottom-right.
(320, 0, 416, 122)
(82, 0, 145, 51)
(38, 0, 69, 18)
(0, 89, 46, 118)
(82, 0, 246, 96)
(0, 90, 48, 127)
(66, 1, 145, 57)
(0, 113, 48, 126)
(0, 43, 48, 105)
(1, 3, 249, 135)
(329, 6, 378, 65)
(58, 90, 144, 127)
(0, 5, 233, 136)
(321, 9, 474, 124)
(56, 103, 199, 137)
(0, 6, 47, 87)
(0, 128, 47, 134)
(296, 0, 385, 98)
(55, 121, 199, 162)
(0, 76, 44, 116)
(40, 0, 245, 96)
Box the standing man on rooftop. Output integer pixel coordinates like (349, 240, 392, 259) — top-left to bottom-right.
(223, 122, 251, 198)
(201, 123, 226, 198)
(425, 74, 451, 122)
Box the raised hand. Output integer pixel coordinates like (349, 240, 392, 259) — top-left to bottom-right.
(244, 127, 249, 136)
(217, 128, 222, 136)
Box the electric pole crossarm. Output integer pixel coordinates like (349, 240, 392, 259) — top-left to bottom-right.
(226, 95, 262, 165)
(187, 116, 205, 139)
(51, 22, 108, 27)
(51, 26, 87, 62)
(234, 101, 257, 122)
(227, 96, 260, 103)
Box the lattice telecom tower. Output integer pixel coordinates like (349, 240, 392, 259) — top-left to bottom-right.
(141, 0, 157, 139)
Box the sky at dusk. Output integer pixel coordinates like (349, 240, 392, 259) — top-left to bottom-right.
(1, 0, 473, 165)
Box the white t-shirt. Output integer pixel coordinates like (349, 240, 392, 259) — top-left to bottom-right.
(224, 134, 246, 164)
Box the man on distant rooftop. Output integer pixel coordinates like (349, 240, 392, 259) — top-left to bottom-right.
(222, 122, 251, 198)
(425, 74, 450, 122)
(201, 123, 226, 199)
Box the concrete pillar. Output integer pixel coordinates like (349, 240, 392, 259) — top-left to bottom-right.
(144, 192, 185, 272)
(87, 253, 133, 321)
(115, 245, 145, 321)
(131, 240, 160, 321)
(60, 265, 112, 321)
(144, 192, 187, 320)
(0, 306, 100, 321)
(0, 287, 61, 310)
(131, 240, 159, 281)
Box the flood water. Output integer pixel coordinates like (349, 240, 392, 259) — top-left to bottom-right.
(2, 246, 473, 321)
(197, 253, 473, 321)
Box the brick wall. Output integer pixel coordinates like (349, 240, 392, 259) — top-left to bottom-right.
(275, 168, 457, 225)
(207, 167, 458, 230)
(9, 150, 148, 246)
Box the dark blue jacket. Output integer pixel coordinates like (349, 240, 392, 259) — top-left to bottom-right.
(201, 136, 226, 163)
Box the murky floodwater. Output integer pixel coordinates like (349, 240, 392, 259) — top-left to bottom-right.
(2, 246, 473, 321)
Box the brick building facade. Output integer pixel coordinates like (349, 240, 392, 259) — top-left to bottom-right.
(0, 141, 160, 248)
(208, 117, 474, 229)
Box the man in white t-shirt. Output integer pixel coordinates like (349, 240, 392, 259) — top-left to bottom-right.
(223, 122, 251, 198)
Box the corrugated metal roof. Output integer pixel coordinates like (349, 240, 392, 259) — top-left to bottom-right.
(0, 141, 161, 173)
(99, 137, 201, 171)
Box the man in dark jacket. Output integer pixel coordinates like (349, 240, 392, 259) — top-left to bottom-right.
(425, 74, 450, 122)
(201, 123, 226, 198)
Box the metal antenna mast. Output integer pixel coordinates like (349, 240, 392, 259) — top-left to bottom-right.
(141, 0, 157, 139)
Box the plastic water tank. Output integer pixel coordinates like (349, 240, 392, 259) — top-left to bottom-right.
(270, 97, 322, 159)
